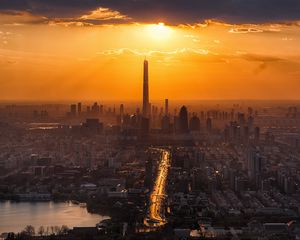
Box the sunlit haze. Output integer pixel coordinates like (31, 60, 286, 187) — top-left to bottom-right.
(1, 6, 300, 101)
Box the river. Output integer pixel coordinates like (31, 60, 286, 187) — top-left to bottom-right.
(0, 201, 109, 234)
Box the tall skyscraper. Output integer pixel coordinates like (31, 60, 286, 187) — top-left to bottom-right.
(179, 106, 189, 133)
(77, 102, 82, 115)
(120, 104, 124, 126)
(120, 104, 124, 116)
(142, 60, 150, 117)
(165, 99, 169, 116)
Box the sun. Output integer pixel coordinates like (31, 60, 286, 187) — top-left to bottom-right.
(146, 22, 172, 41)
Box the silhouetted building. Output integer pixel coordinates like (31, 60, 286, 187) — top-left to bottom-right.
(70, 104, 77, 116)
(248, 115, 254, 130)
(247, 148, 263, 186)
(189, 115, 200, 131)
(142, 60, 150, 117)
(120, 104, 124, 116)
(265, 131, 275, 145)
(206, 117, 212, 133)
(81, 118, 103, 134)
(119, 104, 124, 126)
(130, 114, 138, 128)
(254, 126, 260, 143)
(91, 102, 100, 115)
(243, 126, 249, 144)
(165, 99, 169, 116)
(161, 115, 171, 133)
(238, 112, 245, 125)
(179, 106, 189, 133)
(77, 102, 82, 115)
(141, 117, 150, 136)
(145, 157, 153, 188)
(174, 116, 180, 133)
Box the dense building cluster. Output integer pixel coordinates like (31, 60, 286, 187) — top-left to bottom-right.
(1, 61, 300, 240)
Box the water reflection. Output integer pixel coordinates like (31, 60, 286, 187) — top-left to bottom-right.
(0, 201, 109, 233)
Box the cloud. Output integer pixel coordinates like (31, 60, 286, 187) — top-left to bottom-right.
(0, 7, 129, 27)
(0, 10, 47, 25)
(96, 48, 285, 65)
(47, 21, 94, 27)
(96, 47, 231, 65)
(184, 34, 200, 42)
(97, 0, 300, 24)
(238, 53, 283, 62)
(0, 0, 300, 25)
(229, 28, 264, 34)
(79, 8, 129, 21)
(96, 48, 210, 57)
(96, 47, 297, 73)
(235, 53, 285, 75)
(281, 37, 294, 41)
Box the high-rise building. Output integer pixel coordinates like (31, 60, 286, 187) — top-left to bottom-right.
(254, 126, 260, 143)
(142, 60, 150, 117)
(70, 104, 77, 116)
(189, 115, 200, 131)
(206, 117, 212, 133)
(82, 118, 103, 134)
(77, 102, 82, 115)
(238, 112, 245, 125)
(247, 149, 263, 184)
(141, 117, 150, 136)
(179, 106, 189, 133)
(119, 104, 124, 126)
(91, 102, 100, 115)
(145, 156, 153, 188)
(161, 115, 171, 133)
(165, 99, 169, 116)
(120, 104, 124, 116)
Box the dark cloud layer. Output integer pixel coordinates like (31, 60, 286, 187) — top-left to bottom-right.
(1, 0, 300, 24)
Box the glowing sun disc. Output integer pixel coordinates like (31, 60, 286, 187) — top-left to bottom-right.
(146, 22, 172, 40)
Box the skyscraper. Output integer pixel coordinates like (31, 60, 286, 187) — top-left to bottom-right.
(119, 104, 124, 114)
(247, 148, 263, 185)
(189, 115, 200, 131)
(165, 99, 169, 116)
(120, 104, 124, 125)
(142, 60, 150, 117)
(179, 106, 189, 133)
(77, 102, 82, 115)
(70, 104, 77, 117)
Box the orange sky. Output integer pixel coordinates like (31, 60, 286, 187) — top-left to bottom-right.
(0, 14, 300, 101)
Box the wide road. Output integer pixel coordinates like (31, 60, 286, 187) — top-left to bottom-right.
(145, 149, 170, 227)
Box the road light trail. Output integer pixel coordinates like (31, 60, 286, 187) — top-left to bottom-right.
(145, 149, 170, 227)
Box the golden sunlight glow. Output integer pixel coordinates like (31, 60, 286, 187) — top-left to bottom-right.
(1, 21, 300, 101)
(146, 22, 172, 41)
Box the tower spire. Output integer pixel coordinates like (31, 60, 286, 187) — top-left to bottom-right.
(142, 59, 149, 117)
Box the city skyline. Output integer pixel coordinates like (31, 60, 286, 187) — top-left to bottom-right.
(1, 2, 300, 240)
